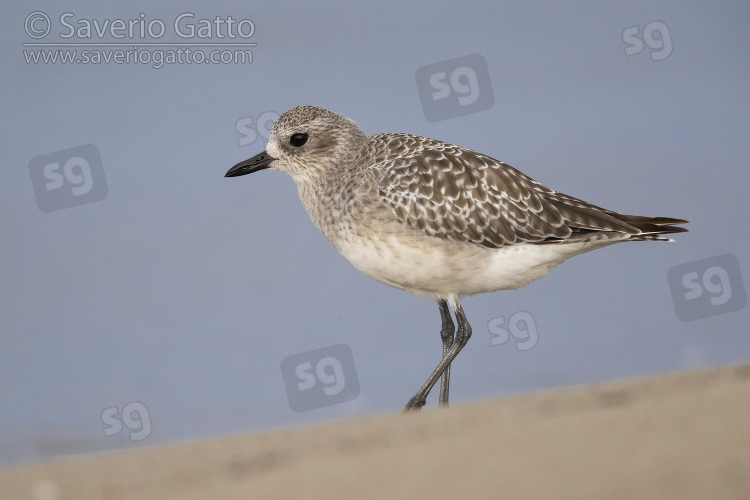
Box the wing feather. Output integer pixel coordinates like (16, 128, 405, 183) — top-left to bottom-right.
(370, 133, 650, 248)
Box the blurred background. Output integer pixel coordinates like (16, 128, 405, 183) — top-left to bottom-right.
(2, 0, 748, 467)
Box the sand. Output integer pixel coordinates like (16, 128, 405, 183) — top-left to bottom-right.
(3, 362, 749, 499)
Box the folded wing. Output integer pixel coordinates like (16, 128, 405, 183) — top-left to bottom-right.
(372, 134, 687, 248)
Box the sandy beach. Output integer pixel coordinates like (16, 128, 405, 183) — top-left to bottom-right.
(3, 362, 749, 499)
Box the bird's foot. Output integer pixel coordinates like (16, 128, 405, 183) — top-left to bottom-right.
(402, 396, 426, 413)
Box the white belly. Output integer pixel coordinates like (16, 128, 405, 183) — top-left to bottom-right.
(335, 230, 614, 301)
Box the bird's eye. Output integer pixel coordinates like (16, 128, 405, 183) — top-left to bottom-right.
(290, 133, 308, 147)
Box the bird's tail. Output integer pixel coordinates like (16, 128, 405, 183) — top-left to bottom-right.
(616, 215, 689, 241)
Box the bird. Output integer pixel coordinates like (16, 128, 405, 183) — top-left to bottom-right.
(225, 105, 688, 412)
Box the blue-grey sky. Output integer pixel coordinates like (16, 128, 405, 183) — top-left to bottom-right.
(2, 0, 749, 467)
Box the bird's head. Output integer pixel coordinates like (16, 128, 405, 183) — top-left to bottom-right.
(226, 105, 367, 184)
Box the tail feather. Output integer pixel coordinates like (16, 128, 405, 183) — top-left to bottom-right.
(617, 215, 689, 236)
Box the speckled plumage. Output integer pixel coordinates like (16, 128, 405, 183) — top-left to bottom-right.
(226, 105, 688, 411)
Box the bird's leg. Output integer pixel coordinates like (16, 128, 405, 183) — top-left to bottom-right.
(403, 300, 472, 413)
(438, 300, 455, 407)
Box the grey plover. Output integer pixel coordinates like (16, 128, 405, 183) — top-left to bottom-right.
(226, 105, 688, 412)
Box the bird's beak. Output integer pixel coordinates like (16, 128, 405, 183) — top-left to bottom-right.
(225, 151, 276, 177)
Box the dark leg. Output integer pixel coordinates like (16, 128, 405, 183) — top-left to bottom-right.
(403, 300, 472, 413)
(438, 300, 455, 407)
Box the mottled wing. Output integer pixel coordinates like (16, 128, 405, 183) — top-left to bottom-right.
(371, 133, 640, 248)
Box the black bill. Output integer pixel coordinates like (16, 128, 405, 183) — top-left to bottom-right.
(225, 151, 276, 177)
